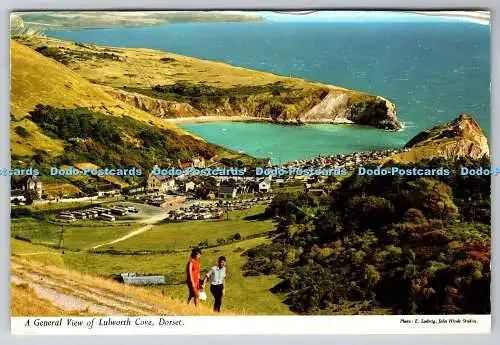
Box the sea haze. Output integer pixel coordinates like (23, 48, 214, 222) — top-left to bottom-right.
(47, 17, 490, 162)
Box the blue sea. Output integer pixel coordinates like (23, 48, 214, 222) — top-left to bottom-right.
(46, 13, 491, 162)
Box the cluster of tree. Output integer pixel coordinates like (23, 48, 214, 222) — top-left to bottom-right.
(14, 126, 30, 138)
(159, 57, 176, 63)
(243, 157, 490, 315)
(151, 81, 290, 99)
(219, 157, 246, 168)
(198, 233, 242, 249)
(34, 46, 72, 65)
(29, 104, 217, 171)
(10, 189, 40, 206)
(192, 176, 218, 199)
(34, 45, 121, 65)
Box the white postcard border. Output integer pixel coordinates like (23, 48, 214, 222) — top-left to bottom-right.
(11, 315, 491, 335)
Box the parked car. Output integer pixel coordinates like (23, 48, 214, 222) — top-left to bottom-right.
(99, 214, 116, 222)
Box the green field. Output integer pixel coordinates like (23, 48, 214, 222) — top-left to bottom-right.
(10, 201, 291, 314)
(11, 235, 291, 315)
(100, 204, 274, 251)
(11, 196, 129, 214)
(11, 239, 67, 267)
(149, 237, 293, 315)
(11, 217, 142, 250)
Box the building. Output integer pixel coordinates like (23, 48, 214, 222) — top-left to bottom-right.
(96, 184, 121, 197)
(193, 157, 206, 168)
(218, 186, 237, 199)
(127, 186, 145, 195)
(185, 181, 196, 192)
(178, 161, 192, 169)
(16, 175, 43, 199)
(147, 173, 176, 193)
(258, 177, 272, 193)
(307, 188, 328, 198)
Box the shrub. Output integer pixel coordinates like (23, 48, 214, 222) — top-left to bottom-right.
(232, 232, 242, 241)
(198, 240, 209, 248)
(14, 126, 30, 138)
(216, 238, 226, 245)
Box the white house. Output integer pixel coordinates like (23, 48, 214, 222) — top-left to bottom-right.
(17, 175, 43, 199)
(185, 181, 196, 192)
(258, 177, 272, 193)
(96, 184, 121, 197)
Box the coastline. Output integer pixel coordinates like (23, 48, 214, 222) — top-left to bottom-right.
(164, 115, 354, 125)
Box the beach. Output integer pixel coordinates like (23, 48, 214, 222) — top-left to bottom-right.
(164, 115, 354, 125)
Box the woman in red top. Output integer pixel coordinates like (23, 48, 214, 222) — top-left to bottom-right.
(186, 248, 202, 306)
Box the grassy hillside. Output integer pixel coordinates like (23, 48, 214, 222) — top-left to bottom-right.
(10, 40, 186, 157)
(11, 282, 96, 316)
(11, 217, 143, 250)
(11, 253, 225, 316)
(13, 36, 398, 128)
(10, 201, 293, 315)
(11, 237, 291, 315)
(15, 35, 309, 89)
(152, 237, 293, 315)
(10, 39, 258, 176)
(385, 114, 490, 164)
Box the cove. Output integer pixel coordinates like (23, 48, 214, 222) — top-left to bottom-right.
(179, 122, 410, 163)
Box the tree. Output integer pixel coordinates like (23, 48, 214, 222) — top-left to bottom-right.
(232, 233, 242, 241)
(314, 211, 340, 242)
(342, 195, 395, 232)
(25, 189, 40, 205)
(407, 178, 459, 222)
(14, 126, 30, 138)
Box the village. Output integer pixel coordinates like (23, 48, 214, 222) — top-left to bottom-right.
(9, 156, 275, 207)
(278, 148, 408, 172)
(10, 149, 411, 287)
(10, 149, 406, 216)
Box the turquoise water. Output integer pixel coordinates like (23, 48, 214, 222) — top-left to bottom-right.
(180, 122, 408, 163)
(46, 14, 490, 162)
